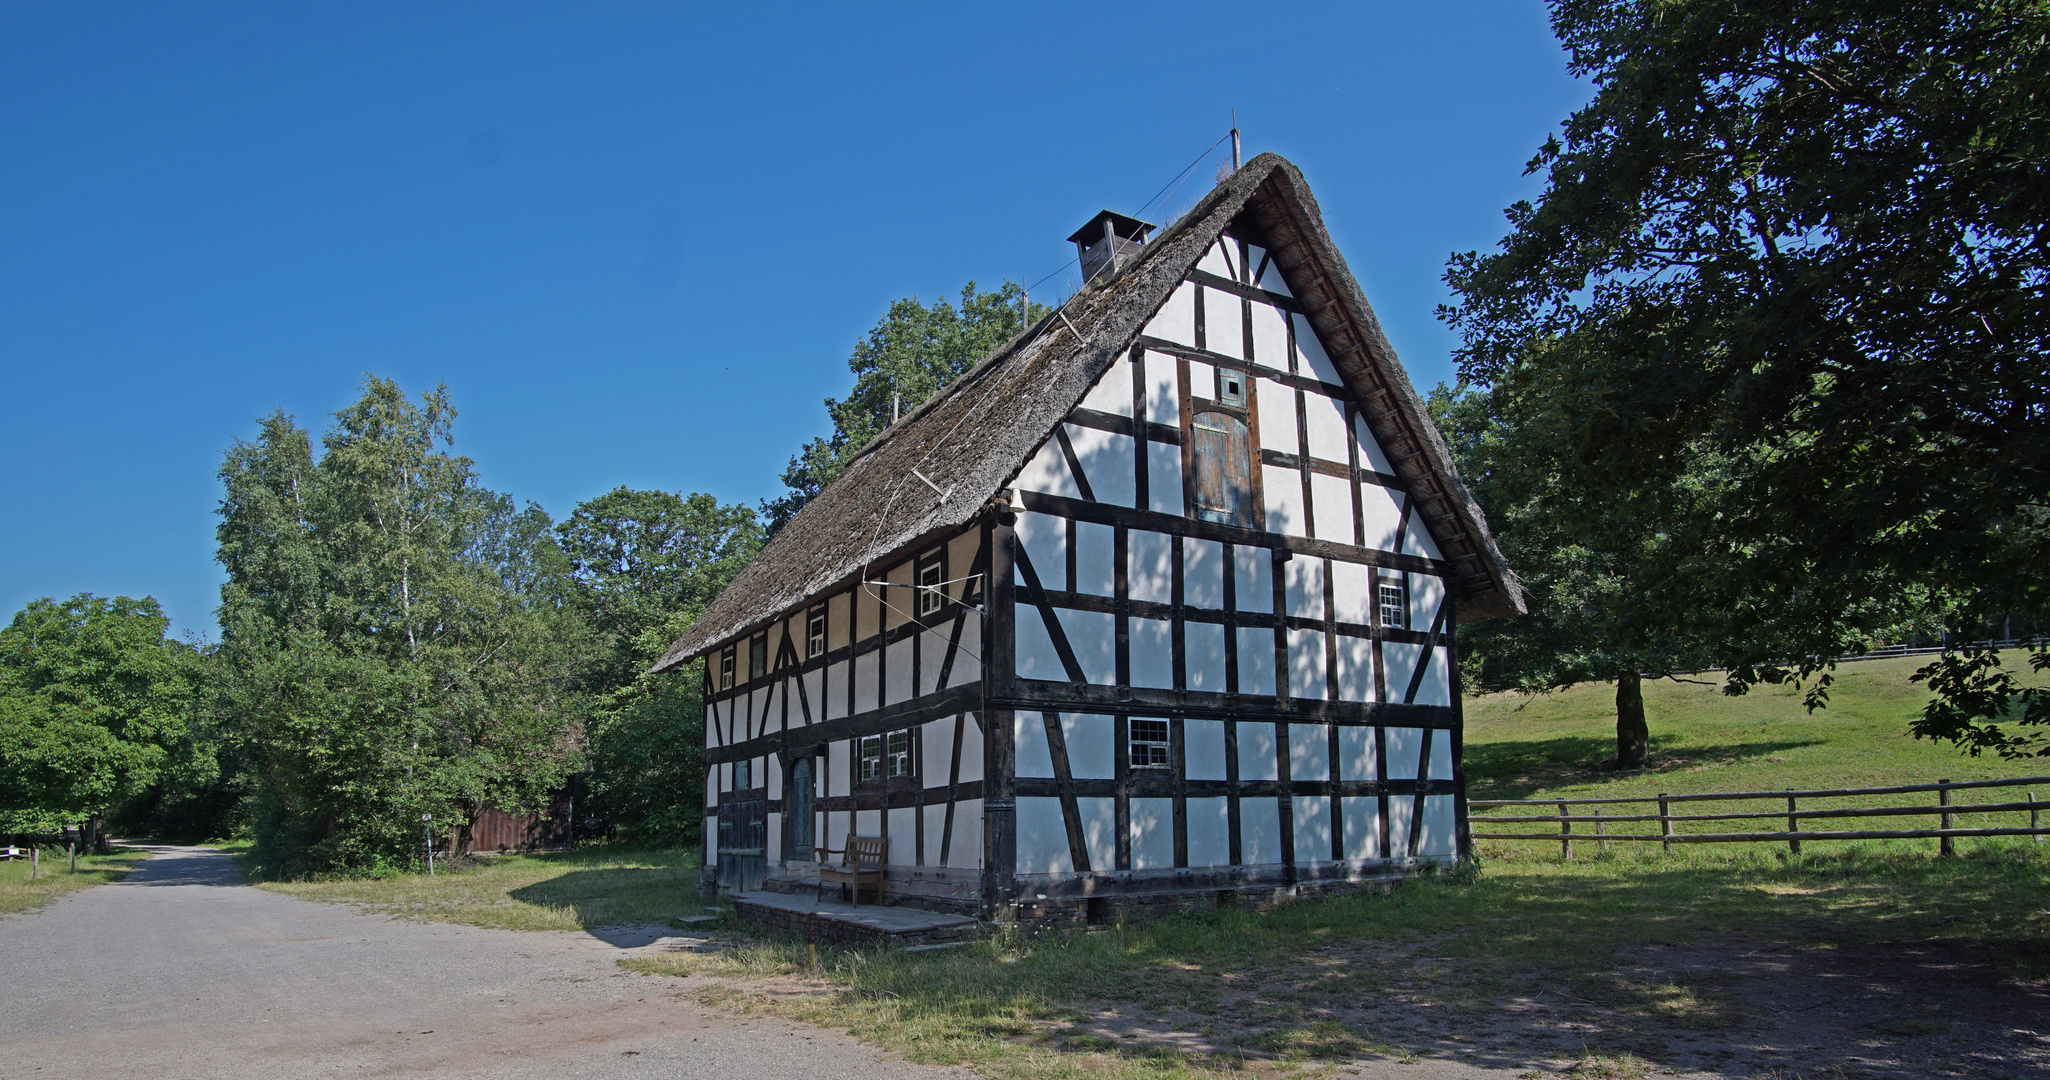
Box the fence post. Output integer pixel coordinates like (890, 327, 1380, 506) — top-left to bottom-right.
(1594, 808, 1608, 855)
(29, 845, 36, 882)
(1658, 794, 1673, 854)
(1558, 800, 1573, 862)
(1938, 780, 1954, 856)
(2031, 791, 2040, 843)
(1786, 790, 1800, 856)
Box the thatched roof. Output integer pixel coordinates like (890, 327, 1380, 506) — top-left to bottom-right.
(653, 154, 1521, 673)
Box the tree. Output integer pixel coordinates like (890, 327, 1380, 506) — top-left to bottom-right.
(556, 487, 761, 845)
(217, 378, 598, 873)
(0, 595, 198, 845)
(766, 282, 1046, 531)
(1442, 0, 2050, 755)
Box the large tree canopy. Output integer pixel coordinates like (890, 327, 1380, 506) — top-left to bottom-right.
(766, 282, 1045, 531)
(1443, 0, 2050, 754)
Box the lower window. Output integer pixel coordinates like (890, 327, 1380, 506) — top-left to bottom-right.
(1130, 718, 1170, 768)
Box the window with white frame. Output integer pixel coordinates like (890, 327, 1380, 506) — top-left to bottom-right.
(806, 608, 827, 658)
(718, 647, 735, 690)
(1129, 718, 1170, 768)
(917, 559, 945, 616)
(859, 734, 883, 781)
(1379, 580, 1407, 630)
(886, 730, 912, 777)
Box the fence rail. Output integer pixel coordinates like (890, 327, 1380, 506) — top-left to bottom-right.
(1469, 776, 2050, 858)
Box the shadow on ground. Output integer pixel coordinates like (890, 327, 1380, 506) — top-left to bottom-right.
(1464, 736, 1825, 799)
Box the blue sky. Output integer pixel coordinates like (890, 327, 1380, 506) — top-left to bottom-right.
(0, 2, 1585, 639)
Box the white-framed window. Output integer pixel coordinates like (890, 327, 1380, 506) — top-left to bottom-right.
(1379, 581, 1407, 630)
(1129, 718, 1170, 768)
(859, 734, 883, 781)
(718, 647, 736, 690)
(886, 730, 912, 777)
(917, 559, 945, 616)
(807, 608, 827, 657)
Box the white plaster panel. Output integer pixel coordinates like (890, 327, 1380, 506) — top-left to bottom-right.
(1420, 795, 1457, 857)
(1384, 726, 1425, 781)
(887, 808, 917, 864)
(1382, 641, 1423, 704)
(1236, 627, 1275, 696)
(885, 637, 913, 706)
(828, 739, 850, 797)
(1144, 349, 1180, 426)
(1289, 723, 1331, 781)
(918, 627, 947, 697)
(885, 561, 914, 631)
(1233, 545, 1273, 613)
(1311, 472, 1356, 546)
(1415, 647, 1453, 707)
(1075, 522, 1115, 597)
(948, 619, 982, 688)
(1066, 423, 1135, 507)
(1304, 392, 1350, 463)
(1146, 282, 1197, 348)
(1289, 628, 1329, 700)
(1184, 719, 1227, 781)
(1146, 440, 1184, 516)
(1188, 797, 1231, 867)
(1238, 722, 1278, 781)
(856, 808, 881, 838)
(1062, 713, 1117, 780)
(1130, 617, 1173, 690)
(1131, 798, 1175, 870)
(948, 529, 982, 597)
(767, 813, 781, 864)
(1285, 558, 1326, 619)
(1258, 255, 1292, 297)
(923, 804, 947, 866)
(1430, 731, 1454, 783)
(1256, 378, 1298, 451)
(1240, 798, 1282, 866)
(1065, 609, 1117, 684)
(1196, 240, 1232, 279)
(1080, 353, 1135, 417)
(769, 757, 783, 800)
(1016, 606, 1067, 683)
(1080, 796, 1117, 872)
(950, 799, 983, 867)
(1353, 415, 1395, 475)
(855, 650, 879, 714)
(1342, 797, 1380, 860)
(1336, 634, 1375, 703)
(1361, 486, 1404, 552)
(1250, 299, 1289, 371)
(1129, 530, 1173, 604)
(705, 823, 716, 866)
(1188, 359, 1213, 401)
(1386, 796, 1414, 859)
(1016, 798, 1071, 875)
(1015, 438, 1082, 500)
(1244, 243, 1265, 277)
(922, 718, 954, 787)
(1294, 796, 1332, 864)
(1186, 621, 1226, 693)
(956, 712, 985, 783)
(1331, 560, 1374, 625)
(1292, 312, 1343, 385)
(1015, 510, 1066, 587)
(1339, 727, 1377, 781)
(1185, 538, 1224, 609)
(1403, 514, 1445, 561)
(825, 810, 850, 851)
(1263, 465, 1307, 537)
(801, 670, 824, 724)
(1203, 286, 1245, 360)
(1015, 713, 1054, 778)
(1410, 572, 1447, 634)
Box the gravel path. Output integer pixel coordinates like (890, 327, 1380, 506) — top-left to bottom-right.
(0, 845, 970, 1080)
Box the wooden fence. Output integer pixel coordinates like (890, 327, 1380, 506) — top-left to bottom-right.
(1470, 776, 2050, 859)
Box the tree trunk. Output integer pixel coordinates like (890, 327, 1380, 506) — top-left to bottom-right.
(1615, 671, 1649, 769)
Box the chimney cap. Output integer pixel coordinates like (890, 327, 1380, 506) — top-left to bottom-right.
(1065, 209, 1154, 246)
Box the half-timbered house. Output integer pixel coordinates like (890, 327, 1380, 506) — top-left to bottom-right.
(653, 153, 1522, 923)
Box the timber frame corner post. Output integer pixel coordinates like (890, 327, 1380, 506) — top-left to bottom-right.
(984, 505, 1019, 921)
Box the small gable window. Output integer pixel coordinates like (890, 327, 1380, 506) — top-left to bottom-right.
(718, 647, 736, 691)
(1129, 718, 1170, 769)
(1379, 581, 1408, 630)
(806, 608, 827, 658)
(1189, 411, 1256, 527)
(917, 558, 945, 616)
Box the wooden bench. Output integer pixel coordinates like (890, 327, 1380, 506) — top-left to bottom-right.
(813, 834, 887, 908)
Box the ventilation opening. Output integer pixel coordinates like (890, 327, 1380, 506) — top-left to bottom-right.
(1085, 896, 1113, 926)
(1215, 889, 1239, 909)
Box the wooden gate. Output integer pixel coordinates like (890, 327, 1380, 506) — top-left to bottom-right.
(716, 798, 766, 891)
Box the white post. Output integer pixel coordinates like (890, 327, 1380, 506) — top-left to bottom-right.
(422, 813, 436, 877)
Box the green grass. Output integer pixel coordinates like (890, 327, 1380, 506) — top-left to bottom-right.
(620, 656, 2050, 1079)
(0, 846, 152, 915)
(259, 847, 713, 932)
